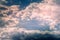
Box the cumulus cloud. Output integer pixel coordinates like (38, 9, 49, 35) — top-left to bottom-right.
(0, 0, 60, 40)
(15, 0, 60, 31)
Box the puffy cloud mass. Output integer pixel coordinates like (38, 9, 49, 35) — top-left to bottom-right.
(15, 0, 60, 30)
(0, 0, 60, 40)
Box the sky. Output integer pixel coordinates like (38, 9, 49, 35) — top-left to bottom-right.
(0, 0, 60, 40)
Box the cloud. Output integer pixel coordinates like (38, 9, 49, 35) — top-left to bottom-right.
(0, 5, 19, 27)
(0, 0, 60, 40)
(0, 0, 60, 32)
(54, 0, 60, 5)
(15, 0, 60, 31)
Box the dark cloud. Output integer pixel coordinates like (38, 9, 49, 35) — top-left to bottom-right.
(0, 7, 7, 10)
(11, 33, 60, 40)
(55, 0, 60, 5)
(0, 19, 6, 27)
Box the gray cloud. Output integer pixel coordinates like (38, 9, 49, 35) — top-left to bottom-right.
(55, 0, 60, 5)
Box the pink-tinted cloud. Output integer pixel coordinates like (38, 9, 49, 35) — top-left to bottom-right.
(0, 0, 60, 39)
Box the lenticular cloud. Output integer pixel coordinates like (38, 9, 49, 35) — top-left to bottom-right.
(0, 0, 60, 40)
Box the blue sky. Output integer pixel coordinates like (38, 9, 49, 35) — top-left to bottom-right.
(3, 0, 43, 9)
